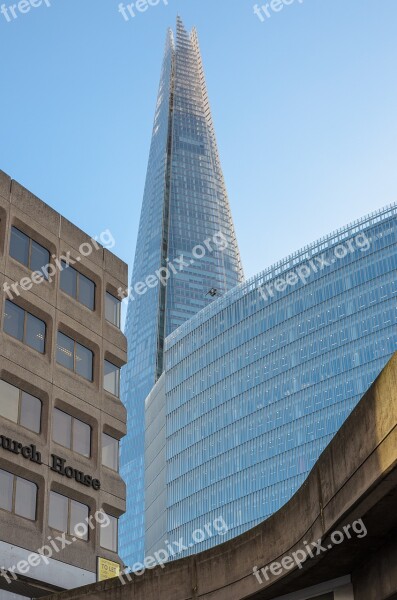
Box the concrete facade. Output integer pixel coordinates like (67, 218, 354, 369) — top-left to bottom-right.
(43, 352, 397, 600)
(0, 171, 128, 597)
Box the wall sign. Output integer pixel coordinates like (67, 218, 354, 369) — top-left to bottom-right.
(97, 557, 120, 581)
(0, 434, 100, 490)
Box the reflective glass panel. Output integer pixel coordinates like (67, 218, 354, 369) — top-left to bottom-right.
(105, 293, 121, 328)
(15, 477, 37, 521)
(0, 379, 19, 423)
(20, 392, 41, 433)
(53, 408, 72, 449)
(100, 513, 118, 552)
(78, 274, 95, 310)
(26, 313, 46, 353)
(70, 500, 89, 540)
(0, 469, 13, 512)
(30, 240, 50, 275)
(10, 227, 29, 266)
(75, 343, 93, 381)
(49, 491, 68, 532)
(60, 263, 77, 298)
(104, 361, 120, 397)
(56, 332, 74, 371)
(73, 418, 91, 457)
(3, 301, 24, 341)
(102, 434, 119, 471)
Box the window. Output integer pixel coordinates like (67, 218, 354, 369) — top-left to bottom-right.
(3, 300, 46, 353)
(60, 263, 95, 310)
(53, 408, 91, 457)
(0, 380, 41, 433)
(105, 292, 121, 328)
(10, 227, 50, 276)
(48, 492, 89, 540)
(56, 332, 93, 381)
(0, 470, 37, 521)
(102, 433, 119, 471)
(100, 512, 118, 552)
(104, 361, 120, 397)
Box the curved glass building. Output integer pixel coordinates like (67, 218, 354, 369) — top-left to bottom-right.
(158, 204, 397, 557)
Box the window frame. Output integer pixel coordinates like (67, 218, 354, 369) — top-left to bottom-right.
(99, 511, 118, 552)
(52, 407, 91, 458)
(3, 300, 46, 354)
(103, 360, 120, 397)
(102, 433, 119, 472)
(9, 226, 50, 278)
(60, 262, 96, 311)
(105, 292, 121, 328)
(48, 491, 89, 541)
(56, 331, 94, 382)
(0, 380, 42, 434)
(0, 469, 37, 522)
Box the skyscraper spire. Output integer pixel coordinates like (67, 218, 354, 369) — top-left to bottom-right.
(119, 18, 244, 567)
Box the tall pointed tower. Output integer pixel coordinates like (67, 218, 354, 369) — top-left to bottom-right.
(119, 17, 244, 567)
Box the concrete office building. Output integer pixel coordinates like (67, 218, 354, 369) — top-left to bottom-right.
(0, 170, 128, 598)
(145, 203, 397, 559)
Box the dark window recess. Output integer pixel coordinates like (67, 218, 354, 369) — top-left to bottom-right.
(3, 300, 46, 353)
(60, 263, 95, 310)
(10, 227, 50, 277)
(56, 332, 93, 381)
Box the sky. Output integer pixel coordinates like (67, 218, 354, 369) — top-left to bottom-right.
(1, 0, 396, 291)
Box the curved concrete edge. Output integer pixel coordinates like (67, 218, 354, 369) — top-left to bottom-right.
(42, 352, 397, 600)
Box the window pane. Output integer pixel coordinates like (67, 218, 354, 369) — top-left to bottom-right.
(60, 263, 77, 299)
(73, 418, 91, 457)
(70, 500, 89, 540)
(105, 293, 121, 328)
(102, 434, 119, 471)
(10, 227, 29, 266)
(53, 408, 72, 449)
(20, 392, 41, 433)
(15, 478, 37, 521)
(30, 241, 50, 276)
(100, 513, 118, 552)
(56, 332, 74, 371)
(26, 313, 46, 353)
(3, 301, 24, 341)
(0, 470, 13, 512)
(104, 361, 120, 397)
(75, 343, 93, 381)
(49, 492, 68, 532)
(0, 380, 19, 423)
(78, 274, 95, 310)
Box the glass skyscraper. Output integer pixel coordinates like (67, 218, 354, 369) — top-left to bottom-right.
(120, 17, 243, 567)
(150, 204, 396, 558)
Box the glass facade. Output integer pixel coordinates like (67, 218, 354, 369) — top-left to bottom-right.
(120, 17, 244, 567)
(163, 204, 397, 558)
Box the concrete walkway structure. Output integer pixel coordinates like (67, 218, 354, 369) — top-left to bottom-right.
(44, 353, 397, 600)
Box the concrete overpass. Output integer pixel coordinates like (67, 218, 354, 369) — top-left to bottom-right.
(45, 352, 397, 600)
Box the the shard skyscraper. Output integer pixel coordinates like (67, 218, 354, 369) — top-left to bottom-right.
(119, 17, 244, 567)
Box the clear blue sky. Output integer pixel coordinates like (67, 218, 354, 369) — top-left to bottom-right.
(1, 0, 396, 285)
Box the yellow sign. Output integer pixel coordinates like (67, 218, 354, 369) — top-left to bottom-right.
(97, 558, 121, 581)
